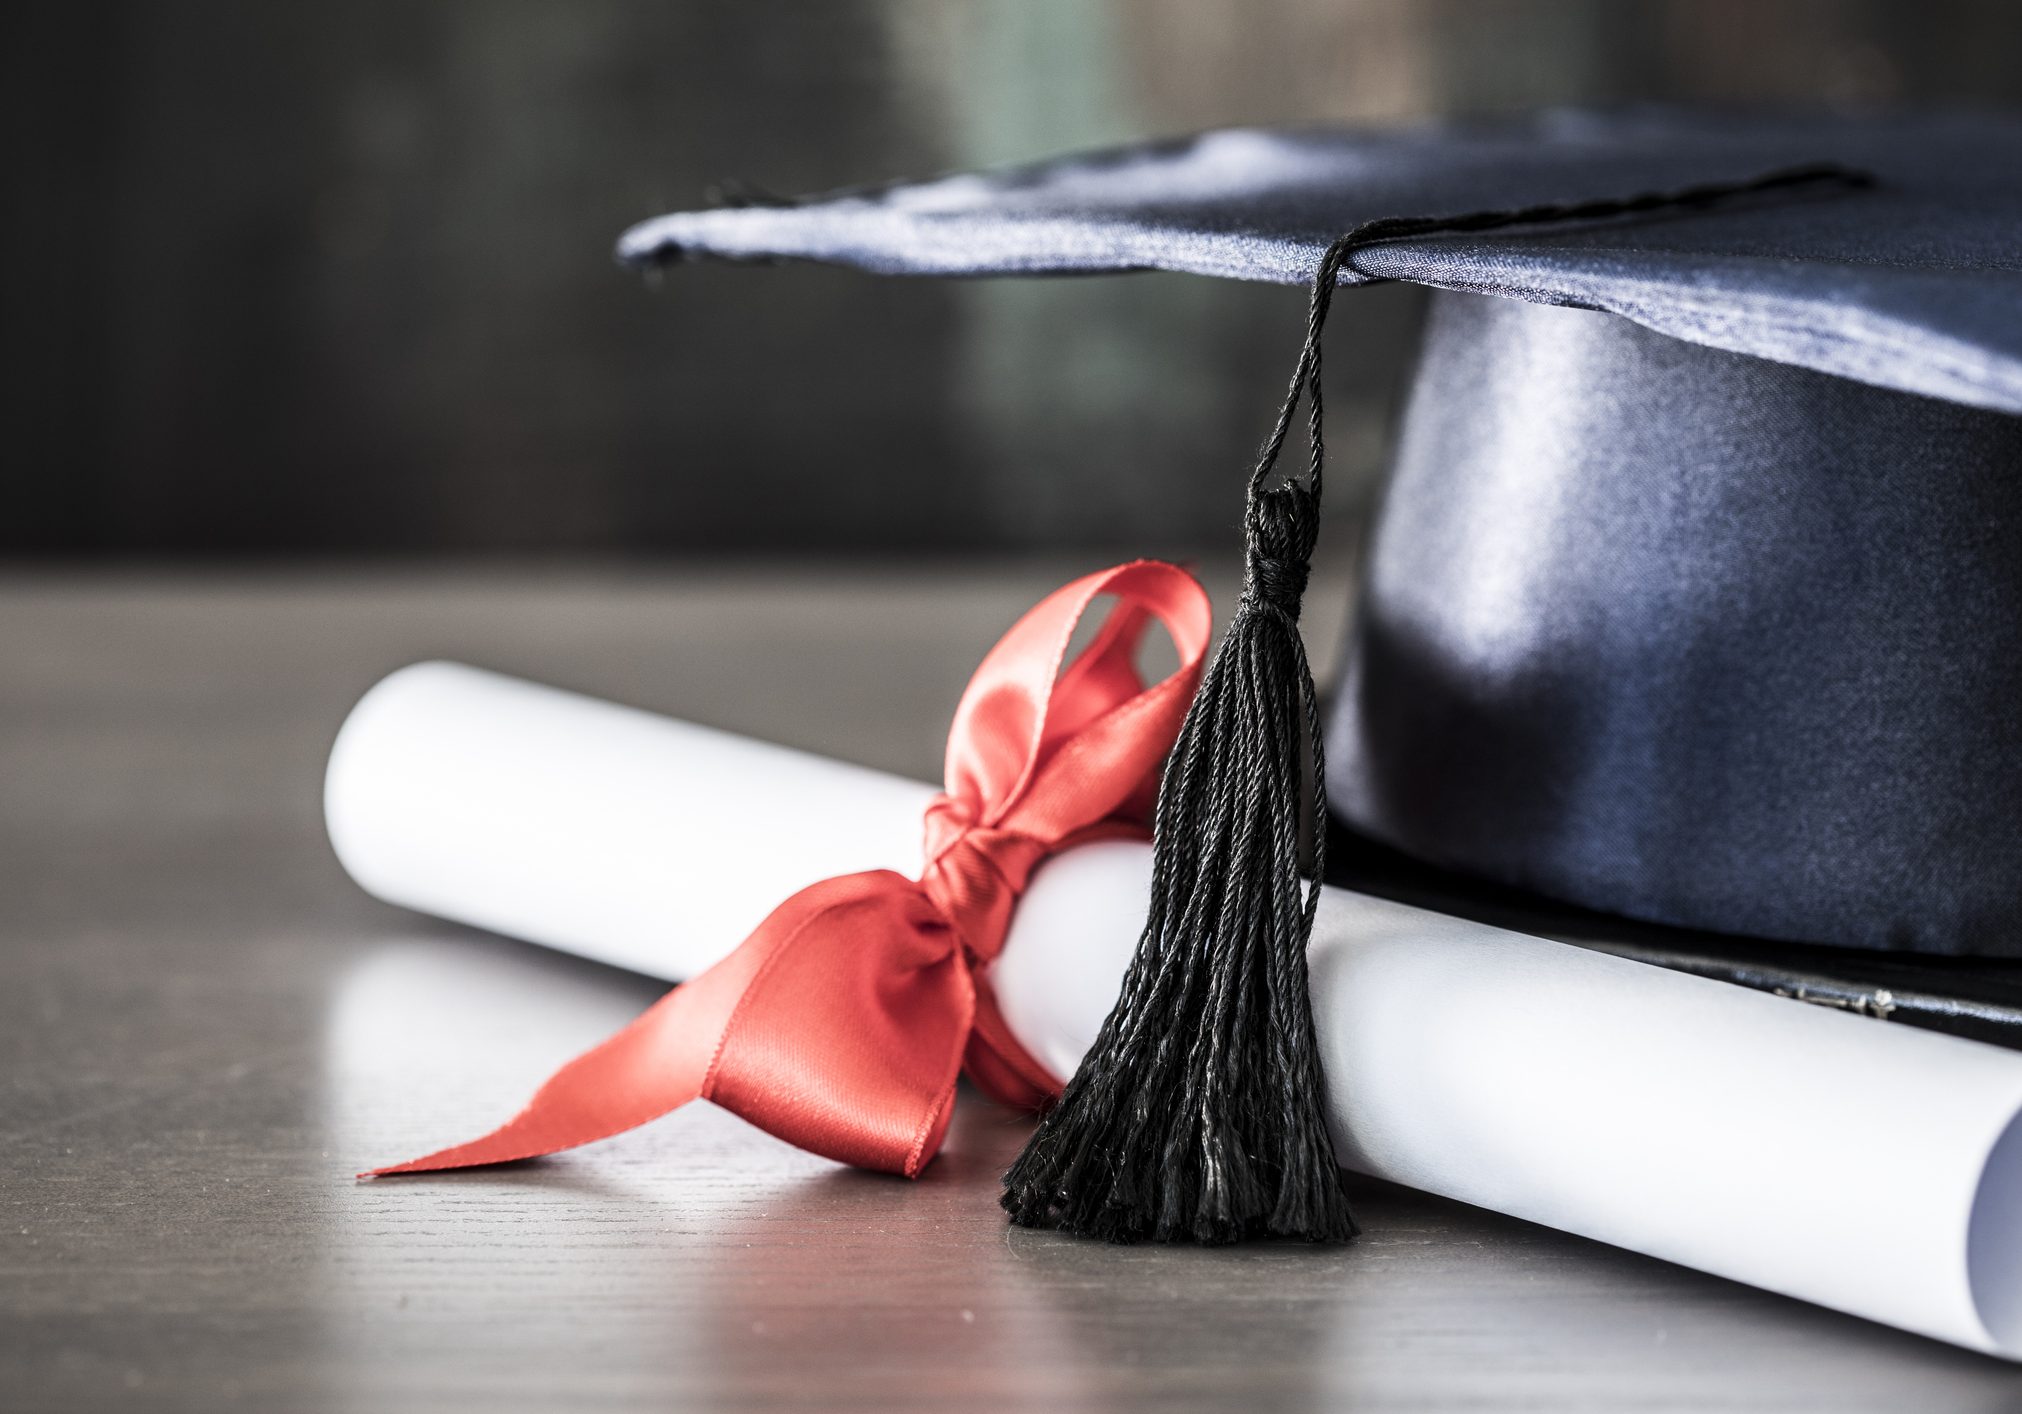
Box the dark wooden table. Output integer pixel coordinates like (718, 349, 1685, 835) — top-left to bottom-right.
(5, 563, 2018, 1412)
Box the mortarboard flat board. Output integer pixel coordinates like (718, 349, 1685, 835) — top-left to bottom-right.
(616, 111, 2022, 1015)
(619, 111, 2022, 412)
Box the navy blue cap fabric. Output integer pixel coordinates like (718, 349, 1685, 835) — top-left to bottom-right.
(1331, 289, 2022, 957)
(618, 111, 2022, 414)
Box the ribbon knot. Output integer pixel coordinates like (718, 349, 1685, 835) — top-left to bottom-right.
(918, 803, 1045, 966)
(371, 561, 1211, 1181)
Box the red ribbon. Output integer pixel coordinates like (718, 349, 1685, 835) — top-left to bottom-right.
(372, 561, 1211, 1180)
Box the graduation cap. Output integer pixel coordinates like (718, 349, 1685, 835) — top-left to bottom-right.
(617, 110, 2022, 1243)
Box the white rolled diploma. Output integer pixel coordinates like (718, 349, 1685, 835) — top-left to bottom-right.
(327, 661, 2022, 1358)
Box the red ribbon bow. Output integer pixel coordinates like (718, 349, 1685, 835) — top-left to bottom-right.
(373, 561, 1211, 1179)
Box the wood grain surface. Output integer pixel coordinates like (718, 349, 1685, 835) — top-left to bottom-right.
(4, 563, 2019, 1412)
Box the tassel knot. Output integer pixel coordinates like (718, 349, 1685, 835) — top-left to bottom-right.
(1241, 481, 1320, 619)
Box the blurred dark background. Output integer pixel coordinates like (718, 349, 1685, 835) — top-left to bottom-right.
(6, 0, 2019, 558)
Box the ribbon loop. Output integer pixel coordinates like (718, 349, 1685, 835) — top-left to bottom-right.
(370, 560, 1211, 1180)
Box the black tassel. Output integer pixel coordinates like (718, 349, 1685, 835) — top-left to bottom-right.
(1001, 233, 1357, 1245)
(1001, 161, 1876, 1246)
